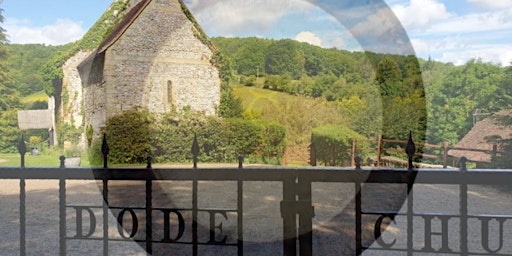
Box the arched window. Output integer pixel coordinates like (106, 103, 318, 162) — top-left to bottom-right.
(167, 80, 173, 108)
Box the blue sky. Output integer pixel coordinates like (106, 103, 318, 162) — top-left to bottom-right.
(2, 0, 512, 66)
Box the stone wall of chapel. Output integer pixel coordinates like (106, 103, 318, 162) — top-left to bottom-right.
(61, 51, 91, 129)
(101, 0, 221, 119)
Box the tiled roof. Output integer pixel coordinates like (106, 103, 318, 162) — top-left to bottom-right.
(449, 109, 512, 162)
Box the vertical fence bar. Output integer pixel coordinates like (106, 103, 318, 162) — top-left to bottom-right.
(237, 180, 244, 256)
(145, 179, 153, 254)
(192, 178, 198, 256)
(102, 177, 109, 256)
(298, 175, 313, 256)
(281, 177, 297, 256)
(459, 157, 468, 254)
(101, 134, 109, 256)
(191, 135, 199, 255)
(59, 178, 66, 256)
(20, 178, 26, 256)
(407, 173, 414, 256)
(237, 176, 244, 256)
(355, 181, 362, 255)
(406, 132, 416, 256)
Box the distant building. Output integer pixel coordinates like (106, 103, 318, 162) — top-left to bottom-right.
(62, 0, 221, 136)
(449, 109, 512, 168)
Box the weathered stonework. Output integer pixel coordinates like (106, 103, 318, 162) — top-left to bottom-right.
(77, 0, 221, 135)
(61, 51, 92, 129)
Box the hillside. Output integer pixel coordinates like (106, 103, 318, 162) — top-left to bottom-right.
(215, 37, 511, 145)
(2, 34, 510, 156)
(233, 86, 344, 144)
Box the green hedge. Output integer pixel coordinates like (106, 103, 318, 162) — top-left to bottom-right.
(89, 110, 285, 166)
(311, 125, 364, 166)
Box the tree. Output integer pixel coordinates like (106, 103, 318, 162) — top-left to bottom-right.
(375, 57, 404, 97)
(265, 39, 305, 79)
(0, 4, 22, 152)
(425, 59, 505, 144)
(219, 89, 244, 118)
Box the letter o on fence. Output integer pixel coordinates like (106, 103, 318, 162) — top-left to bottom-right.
(117, 209, 139, 239)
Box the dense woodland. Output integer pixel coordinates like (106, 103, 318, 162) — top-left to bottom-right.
(212, 37, 512, 144)
(1, 29, 511, 165)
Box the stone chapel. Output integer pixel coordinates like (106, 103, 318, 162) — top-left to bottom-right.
(65, 0, 221, 136)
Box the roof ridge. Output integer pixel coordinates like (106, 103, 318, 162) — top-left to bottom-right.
(97, 0, 152, 53)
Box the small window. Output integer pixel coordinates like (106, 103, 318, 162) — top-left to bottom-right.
(167, 80, 173, 107)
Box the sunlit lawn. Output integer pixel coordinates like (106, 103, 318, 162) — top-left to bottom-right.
(21, 90, 48, 105)
(0, 151, 69, 167)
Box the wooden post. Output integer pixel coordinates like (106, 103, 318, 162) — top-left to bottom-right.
(491, 144, 498, 168)
(442, 142, 449, 169)
(309, 144, 316, 166)
(377, 135, 383, 167)
(351, 138, 357, 167)
(283, 146, 288, 166)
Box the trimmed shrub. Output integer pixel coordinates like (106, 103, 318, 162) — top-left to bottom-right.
(90, 110, 286, 165)
(90, 108, 156, 166)
(311, 125, 364, 166)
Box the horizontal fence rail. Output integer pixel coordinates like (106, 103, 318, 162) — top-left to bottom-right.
(1, 166, 511, 255)
(0, 133, 510, 255)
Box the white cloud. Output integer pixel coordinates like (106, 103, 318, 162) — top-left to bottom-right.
(439, 45, 512, 66)
(185, 0, 316, 36)
(348, 6, 415, 55)
(294, 31, 322, 46)
(5, 18, 85, 45)
(391, 0, 453, 30)
(411, 36, 512, 66)
(388, 0, 512, 66)
(466, 0, 512, 10)
(425, 10, 512, 35)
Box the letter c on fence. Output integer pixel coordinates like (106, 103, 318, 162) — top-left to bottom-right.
(374, 215, 397, 248)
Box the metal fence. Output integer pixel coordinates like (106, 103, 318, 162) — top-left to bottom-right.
(0, 135, 511, 255)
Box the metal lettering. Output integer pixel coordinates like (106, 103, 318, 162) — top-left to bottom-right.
(479, 217, 506, 253)
(208, 210, 228, 244)
(374, 215, 397, 248)
(422, 215, 452, 252)
(161, 209, 186, 242)
(73, 206, 97, 238)
(117, 208, 139, 239)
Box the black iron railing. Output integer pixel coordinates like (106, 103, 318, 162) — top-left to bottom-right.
(0, 134, 511, 255)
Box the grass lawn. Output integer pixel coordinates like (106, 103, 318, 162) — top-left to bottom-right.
(0, 150, 70, 167)
(233, 86, 281, 111)
(21, 91, 48, 105)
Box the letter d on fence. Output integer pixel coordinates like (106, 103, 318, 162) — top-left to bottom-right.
(73, 207, 97, 238)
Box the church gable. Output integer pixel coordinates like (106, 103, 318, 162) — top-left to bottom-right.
(80, 0, 221, 133)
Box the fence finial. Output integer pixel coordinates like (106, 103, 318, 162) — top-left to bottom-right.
(18, 133, 27, 168)
(238, 154, 244, 169)
(355, 155, 362, 170)
(192, 134, 200, 169)
(146, 155, 153, 169)
(460, 156, 467, 171)
(405, 131, 416, 170)
(101, 134, 109, 168)
(59, 155, 66, 168)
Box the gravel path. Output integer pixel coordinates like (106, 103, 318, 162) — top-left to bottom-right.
(0, 172, 510, 255)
